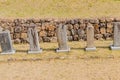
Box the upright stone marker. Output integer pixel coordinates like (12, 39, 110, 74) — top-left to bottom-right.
(85, 23, 96, 51)
(110, 22, 120, 50)
(0, 30, 15, 54)
(56, 24, 70, 52)
(27, 24, 42, 53)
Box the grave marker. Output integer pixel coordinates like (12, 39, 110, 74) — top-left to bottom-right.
(27, 24, 42, 53)
(110, 22, 120, 50)
(85, 23, 96, 51)
(0, 30, 15, 54)
(56, 24, 70, 52)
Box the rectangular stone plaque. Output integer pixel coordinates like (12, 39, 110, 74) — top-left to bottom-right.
(110, 22, 120, 50)
(56, 24, 70, 52)
(85, 23, 96, 51)
(27, 25, 42, 53)
(0, 30, 15, 54)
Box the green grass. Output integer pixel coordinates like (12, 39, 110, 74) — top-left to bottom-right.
(0, 0, 120, 18)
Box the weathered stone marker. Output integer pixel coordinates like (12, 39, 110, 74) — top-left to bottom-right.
(27, 24, 42, 53)
(0, 30, 15, 54)
(85, 23, 96, 51)
(56, 24, 70, 52)
(110, 22, 120, 50)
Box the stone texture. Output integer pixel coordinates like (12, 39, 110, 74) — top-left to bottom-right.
(0, 18, 116, 43)
(110, 22, 120, 50)
(0, 30, 15, 54)
(85, 23, 96, 51)
(27, 24, 42, 53)
(56, 24, 70, 52)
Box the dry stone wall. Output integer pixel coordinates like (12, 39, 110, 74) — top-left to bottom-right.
(0, 18, 118, 43)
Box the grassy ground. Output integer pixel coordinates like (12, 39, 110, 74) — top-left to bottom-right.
(0, 41, 120, 80)
(0, 40, 120, 62)
(0, 0, 120, 18)
(1, 59, 120, 80)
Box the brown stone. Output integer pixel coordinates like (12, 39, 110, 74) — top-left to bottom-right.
(21, 33, 27, 39)
(39, 30, 47, 37)
(93, 24, 100, 34)
(67, 30, 71, 36)
(106, 18, 114, 23)
(67, 24, 73, 30)
(46, 25, 55, 31)
(68, 36, 73, 41)
(107, 28, 113, 33)
(73, 35, 79, 41)
(100, 27, 106, 34)
(95, 34, 103, 40)
(50, 37, 57, 42)
(80, 23, 86, 29)
(47, 31, 55, 37)
(13, 33, 21, 39)
(73, 24, 79, 30)
(14, 27, 21, 33)
(14, 38, 21, 44)
(37, 27, 41, 32)
(99, 18, 106, 23)
(43, 37, 50, 42)
(89, 19, 99, 24)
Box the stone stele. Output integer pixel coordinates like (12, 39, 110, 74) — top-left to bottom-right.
(56, 24, 70, 52)
(27, 24, 42, 53)
(85, 23, 96, 51)
(0, 30, 15, 54)
(110, 22, 120, 50)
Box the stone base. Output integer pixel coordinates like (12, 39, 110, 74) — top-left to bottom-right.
(85, 47, 96, 51)
(56, 48, 70, 53)
(110, 45, 120, 50)
(1, 50, 16, 54)
(28, 49, 42, 54)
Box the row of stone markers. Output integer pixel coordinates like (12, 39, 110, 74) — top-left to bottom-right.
(0, 22, 120, 54)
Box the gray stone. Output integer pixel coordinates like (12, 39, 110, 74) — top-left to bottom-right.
(0, 30, 15, 54)
(27, 25, 42, 53)
(110, 45, 120, 50)
(110, 22, 120, 50)
(85, 47, 96, 51)
(85, 23, 96, 51)
(56, 24, 70, 52)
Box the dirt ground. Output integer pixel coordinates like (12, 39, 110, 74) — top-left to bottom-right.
(0, 41, 120, 80)
(0, 58, 120, 80)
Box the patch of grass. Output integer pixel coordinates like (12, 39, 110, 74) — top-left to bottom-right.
(0, 0, 120, 18)
(0, 41, 120, 62)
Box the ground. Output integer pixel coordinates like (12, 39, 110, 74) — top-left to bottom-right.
(0, 41, 120, 80)
(0, 0, 120, 18)
(1, 59, 120, 80)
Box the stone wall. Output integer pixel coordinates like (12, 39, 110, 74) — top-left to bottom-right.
(0, 18, 119, 43)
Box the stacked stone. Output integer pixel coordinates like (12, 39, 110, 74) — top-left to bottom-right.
(0, 18, 117, 43)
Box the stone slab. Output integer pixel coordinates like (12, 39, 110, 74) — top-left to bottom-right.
(1, 50, 16, 54)
(110, 45, 120, 50)
(56, 48, 70, 53)
(28, 49, 42, 54)
(85, 47, 96, 51)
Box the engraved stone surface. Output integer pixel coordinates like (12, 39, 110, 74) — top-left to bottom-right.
(110, 22, 120, 50)
(56, 24, 70, 52)
(27, 24, 42, 53)
(0, 30, 15, 54)
(85, 23, 96, 51)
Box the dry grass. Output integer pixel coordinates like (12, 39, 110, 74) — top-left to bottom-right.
(0, 0, 120, 18)
(0, 40, 120, 62)
(1, 41, 120, 80)
(1, 57, 120, 80)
